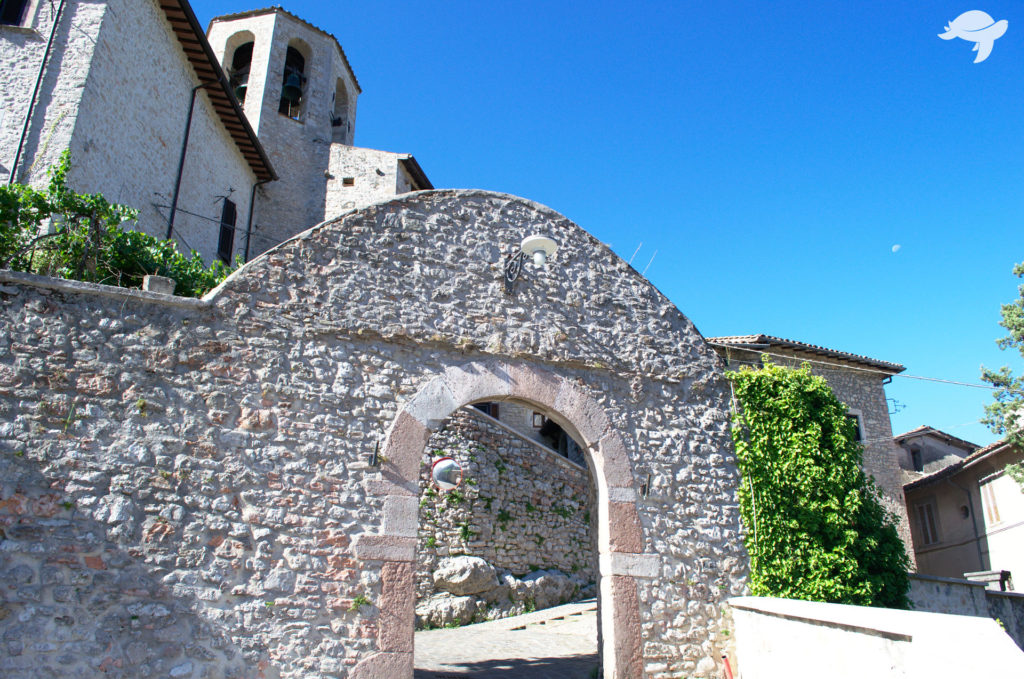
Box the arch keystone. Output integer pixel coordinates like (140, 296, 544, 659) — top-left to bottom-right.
(442, 360, 512, 406)
(505, 362, 563, 407)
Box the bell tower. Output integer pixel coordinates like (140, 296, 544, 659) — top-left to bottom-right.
(207, 8, 361, 253)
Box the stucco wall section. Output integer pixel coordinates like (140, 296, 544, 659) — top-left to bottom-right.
(69, 0, 257, 264)
(0, 0, 105, 183)
(0, 190, 747, 678)
(730, 595, 1024, 678)
(908, 574, 1024, 650)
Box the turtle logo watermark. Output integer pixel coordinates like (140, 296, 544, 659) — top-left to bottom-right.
(939, 11, 1008, 63)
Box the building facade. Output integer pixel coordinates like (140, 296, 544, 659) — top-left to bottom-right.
(1, 1, 429, 266)
(900, 431, 1024, 588)
(707, 334, 915, 556)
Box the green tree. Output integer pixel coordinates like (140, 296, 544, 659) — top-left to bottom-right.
(727, 360, 911, 609)
(982, 261, 1024, 488)
(981, 262, 1024, 445)
(0, 151, 237, 297)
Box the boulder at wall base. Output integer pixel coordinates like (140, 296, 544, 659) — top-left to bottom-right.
(433, 556, 498, 596)
(415, 595, 478, 628)
(520, 569, 579, 609)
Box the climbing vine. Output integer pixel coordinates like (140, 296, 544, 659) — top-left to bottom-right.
(0, 151, 238, 297)
(727, 359, 911, 609)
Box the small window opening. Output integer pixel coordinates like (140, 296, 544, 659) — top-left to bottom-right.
(278, 46, 306, 119)
(845, 413, 862, 442)
(539, 418, 583, 464)
(916, 502, 939, 545)
(342, 177, 355, 187)
(0, 0, 29, 26)
(473, 402, 499, 419)
(981, 481, 1002, 525)
(229, 42, 254, 104)
(911, 448, 923, 472)
(532, 412, 545, 428)
(217, 199, 237, 264)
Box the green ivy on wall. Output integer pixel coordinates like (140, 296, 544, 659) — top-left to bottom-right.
(0, 151, 238, 297)
(727, 359, 911, 609)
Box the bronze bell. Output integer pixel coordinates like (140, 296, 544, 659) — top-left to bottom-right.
(234, 83, 247, 102)
(281, 73, 303, 103)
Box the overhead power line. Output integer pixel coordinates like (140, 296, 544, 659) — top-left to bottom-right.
(719, 347, 1013, 393)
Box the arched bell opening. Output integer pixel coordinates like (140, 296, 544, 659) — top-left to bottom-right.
(229, 41, 254, 104)
(332, 78, 351, 144)
(222, 30, 255, 105)
(279, 41, 310, 120)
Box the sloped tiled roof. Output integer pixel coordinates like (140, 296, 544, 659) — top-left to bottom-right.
(208, 6, 362, 93)
(158, 0, 276, 181)
(707, 334, 905, 374)
(894, 425, 978, 452)
(904, 439, 1016, 491)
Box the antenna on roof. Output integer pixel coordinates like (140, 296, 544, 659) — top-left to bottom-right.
(628, 242, 642, 266)
(642, 250, 658, 276)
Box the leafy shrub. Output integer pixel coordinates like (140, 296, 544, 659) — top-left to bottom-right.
(727, 359, 910, 609)
(0, 151, 238, 297)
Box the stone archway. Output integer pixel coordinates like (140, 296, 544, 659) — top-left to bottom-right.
(351, 361, 650, 679)
(0, 190, 746, 679)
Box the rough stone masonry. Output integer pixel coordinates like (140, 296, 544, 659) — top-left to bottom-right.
(0, 190, 747, 679)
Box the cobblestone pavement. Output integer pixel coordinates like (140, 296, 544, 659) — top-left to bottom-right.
(414, 600, 599, 678)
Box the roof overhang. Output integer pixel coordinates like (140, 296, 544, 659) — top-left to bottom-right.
(707, 334, 905, 374)
(399, 155, 433, 191)
(894, 425, 978, 452)
(159, 0, 277, 182)
(904, 439, 1016, 491)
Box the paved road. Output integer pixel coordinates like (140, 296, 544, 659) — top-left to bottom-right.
(414, 600, 599, 679)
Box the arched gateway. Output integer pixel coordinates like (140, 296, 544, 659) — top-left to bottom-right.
(0, 191, 746, 678)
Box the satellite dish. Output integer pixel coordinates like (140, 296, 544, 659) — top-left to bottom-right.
(431, 457, 463, 491)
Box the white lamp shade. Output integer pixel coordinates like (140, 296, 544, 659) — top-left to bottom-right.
(520, 235, 558, 264)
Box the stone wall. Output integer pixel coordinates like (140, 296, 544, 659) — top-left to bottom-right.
(0, 190, 748, 679)
(325, 146, 419, 218)
(416, 407, 595, 600)
(720, 346, 914, 556)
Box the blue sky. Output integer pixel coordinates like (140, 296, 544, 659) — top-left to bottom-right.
(194, 1, 1023, 446)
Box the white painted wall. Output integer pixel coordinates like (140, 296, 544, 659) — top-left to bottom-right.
(730, 596, 1024, 678)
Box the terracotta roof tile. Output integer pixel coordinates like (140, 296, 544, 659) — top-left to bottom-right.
(707, 334, 905, 374)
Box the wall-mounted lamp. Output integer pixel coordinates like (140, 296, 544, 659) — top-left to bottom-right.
(504, 234, 559, 293)
(520, 235, 558, 268)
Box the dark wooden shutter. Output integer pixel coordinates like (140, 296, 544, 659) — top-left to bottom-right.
(217, 199, 237, 263)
